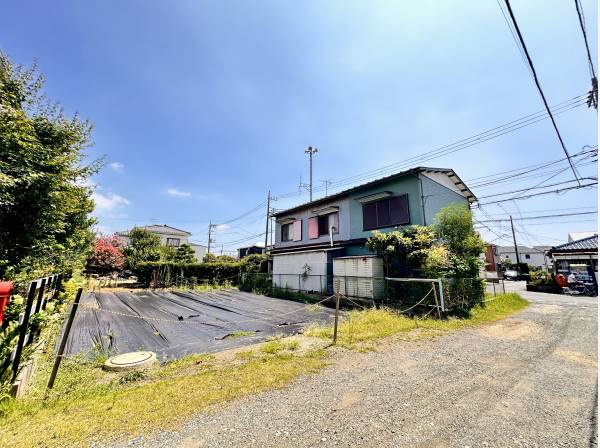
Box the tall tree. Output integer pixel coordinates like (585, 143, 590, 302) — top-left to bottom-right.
(122, 228, 161, 268)
(0, 52, 99, 280)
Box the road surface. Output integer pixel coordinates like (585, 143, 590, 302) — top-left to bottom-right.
(112, 287, 598, 448)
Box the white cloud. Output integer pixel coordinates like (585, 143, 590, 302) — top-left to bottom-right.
(215, 224, 230, 232)
(92, 192, 130, 212)
(109, 162, 124, 171)
(167, 188, 192, 197)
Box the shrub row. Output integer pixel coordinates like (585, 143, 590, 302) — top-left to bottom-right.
(132, 255, 268, 287)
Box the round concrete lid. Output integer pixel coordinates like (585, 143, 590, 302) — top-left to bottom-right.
(104, 351, 157, 372)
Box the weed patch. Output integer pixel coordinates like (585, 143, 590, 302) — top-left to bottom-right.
(306, 293, 528, 348)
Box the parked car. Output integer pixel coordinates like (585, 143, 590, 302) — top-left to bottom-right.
(503, 270, 519, 280)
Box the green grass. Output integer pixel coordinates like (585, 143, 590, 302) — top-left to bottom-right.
(225, 331, 255, 339)
(0, 351, 327, 447)
(306, 293, 528, 348)
(0, 292, 527, 447)
(260, 339, 300, 354)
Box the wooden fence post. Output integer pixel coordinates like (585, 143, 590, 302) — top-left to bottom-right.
(333, 281, 341, 344)
(11, 281, 38, 381)
(47, 288, 83, 390)
(33, 277, 47, 315)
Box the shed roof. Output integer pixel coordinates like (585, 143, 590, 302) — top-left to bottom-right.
(548, 234, 598, 254)
(273, 166, 476, 217)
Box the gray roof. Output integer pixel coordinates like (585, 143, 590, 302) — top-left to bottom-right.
(116, 224, 191, 237)
(497, 245, 551, 254)
(548, 234, 598, 253)
(273, 166, 476, 217)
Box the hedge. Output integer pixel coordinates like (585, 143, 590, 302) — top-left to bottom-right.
(131, 255, 268, 288)
(132, 261, 242, 287)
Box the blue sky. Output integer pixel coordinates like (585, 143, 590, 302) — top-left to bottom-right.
(2, 0, 597, 253)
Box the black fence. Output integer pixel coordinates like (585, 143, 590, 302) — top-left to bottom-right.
(0, 274, 63, 385)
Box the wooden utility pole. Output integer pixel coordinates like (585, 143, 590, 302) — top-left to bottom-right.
(509, 216, 521, 274)
(264, 190, 271, 253)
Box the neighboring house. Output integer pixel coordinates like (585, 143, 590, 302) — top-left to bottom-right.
(568, 231, 596, 242)
(495, 245, 552, 271)
(238, 243, 266, 259)
(547, 234, 598, 283)
(271, 166, 476, 293)
(116, 224, 207, 262)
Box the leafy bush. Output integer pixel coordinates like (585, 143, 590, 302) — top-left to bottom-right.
(85, 236, 125, 275)
(240, 254, 268, 273)
(529, 270, 555, 287)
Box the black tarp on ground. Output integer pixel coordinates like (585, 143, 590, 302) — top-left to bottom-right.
(64, 289, 334, 361)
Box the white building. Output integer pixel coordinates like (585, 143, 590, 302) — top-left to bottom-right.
(496, 245, 552, 270)
(116, 224, 207, 262)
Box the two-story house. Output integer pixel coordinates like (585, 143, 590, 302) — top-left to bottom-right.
(271, 167, 477, 293)
(116, 224, 207, 261)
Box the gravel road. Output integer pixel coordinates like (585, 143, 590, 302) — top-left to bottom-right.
(110, 289, 597, 448)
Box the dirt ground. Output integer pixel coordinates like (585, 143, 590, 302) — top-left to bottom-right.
(107, 289, 597, 448)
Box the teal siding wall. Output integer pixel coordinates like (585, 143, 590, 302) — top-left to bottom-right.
(420, 175, 469, 225)
(347, 175, 423, 240)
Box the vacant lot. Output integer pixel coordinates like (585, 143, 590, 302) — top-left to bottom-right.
(66, 289, 335, 360)
(108, 291, 597, 448)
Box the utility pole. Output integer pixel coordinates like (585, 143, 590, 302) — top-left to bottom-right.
(509, 216, 521, 274)
(207, 221, 216, 254)
(264, 190, 271, 253)
(321, 179, 332, 196)
(305, 146, 318, 201)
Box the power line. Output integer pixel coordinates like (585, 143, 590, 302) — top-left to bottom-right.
(475, 205, 597, 217)
(476, 177, 597, 200)
(468, 147, 596, 189)
(273, 94, 588, 201)
(574, 0, 596, 80)
(502, 0, 580, 184)
(477, 182, 597, 206)
(477, 211, 598, 223)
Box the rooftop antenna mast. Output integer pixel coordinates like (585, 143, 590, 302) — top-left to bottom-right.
(304, 146, 318, 201)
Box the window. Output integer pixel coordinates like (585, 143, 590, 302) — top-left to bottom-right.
(281, 223, 293, 242)
(281, 220, 302, 242)
(309, 213, 339, 239)
(362, 194, 409, 230)
(166, 238, 180, 247)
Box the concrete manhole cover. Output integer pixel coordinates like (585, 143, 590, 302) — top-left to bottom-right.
(104, 351, 157, 371)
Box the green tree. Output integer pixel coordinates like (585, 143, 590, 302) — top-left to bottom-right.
(366, 226, 435, 276)
(122, 228, 160, 268)
(433, 203, 485, 277)
(172, 244, 196, 263)
(240, 254, 268, 273)
(0, 53, 99, 281)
